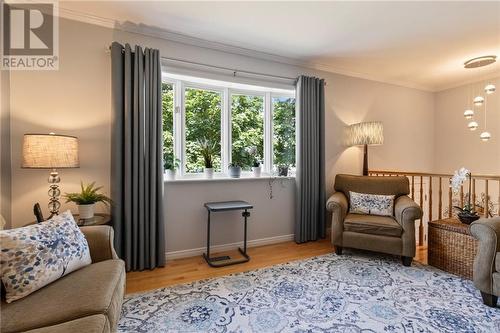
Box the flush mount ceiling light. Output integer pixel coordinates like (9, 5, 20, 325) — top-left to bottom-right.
(467, 121, 479, 131)
(462, 55, 496, 141)
(463, 109, 474, 119)
(464, 55, 497, 68)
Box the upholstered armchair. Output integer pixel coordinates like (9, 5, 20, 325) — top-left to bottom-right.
(470, 217, 500, 307)
(326, 174, 422, 266)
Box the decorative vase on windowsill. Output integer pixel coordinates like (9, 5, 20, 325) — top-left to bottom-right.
(229, 164, 241, 178)
(451, 167, 480, 225)
(64, 182, 111, 220)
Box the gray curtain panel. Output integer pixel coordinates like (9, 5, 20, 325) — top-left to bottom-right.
(111, 42, 165, 271)
(295, 75, 326, 243)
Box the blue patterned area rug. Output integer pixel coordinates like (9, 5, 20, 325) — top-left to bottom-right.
(118, 252, 500, 332)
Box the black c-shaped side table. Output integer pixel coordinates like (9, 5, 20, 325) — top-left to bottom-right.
(203, 200, 253, 267)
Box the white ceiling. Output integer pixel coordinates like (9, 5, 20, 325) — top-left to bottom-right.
(58, 1, 500, 91)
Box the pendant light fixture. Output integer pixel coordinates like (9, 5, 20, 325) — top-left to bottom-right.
(467, 121, 479, 131)
(462, 55, 496, 142)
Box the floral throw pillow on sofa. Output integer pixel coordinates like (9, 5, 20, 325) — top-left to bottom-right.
(349, 191, 395, 216)
(0, 211, 91, 303)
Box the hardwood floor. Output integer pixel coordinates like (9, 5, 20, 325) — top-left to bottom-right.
(126, 240, 428, 294)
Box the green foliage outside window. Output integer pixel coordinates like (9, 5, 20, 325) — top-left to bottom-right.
(273, 97, 296, 167)
(231, 95, 264, 170)
(185, 88, 222, 172)
(161, 82, 296, 174)
(162, 83, 175, 170)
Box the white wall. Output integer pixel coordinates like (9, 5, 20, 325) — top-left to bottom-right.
(434, 77, 500, 175)
(6, 18, 435, 254)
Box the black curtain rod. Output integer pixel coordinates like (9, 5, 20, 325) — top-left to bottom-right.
(108, 45, 326, 85)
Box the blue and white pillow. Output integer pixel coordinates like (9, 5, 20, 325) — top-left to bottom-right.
(349, 191, 395, 216)
(0, 211, 91, 303)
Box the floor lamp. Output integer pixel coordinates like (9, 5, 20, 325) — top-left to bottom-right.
(22, 133, 80, 218)
(347, 122, 384, 176)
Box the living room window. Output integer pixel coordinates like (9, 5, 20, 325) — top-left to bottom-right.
(162, 73, 295, 178)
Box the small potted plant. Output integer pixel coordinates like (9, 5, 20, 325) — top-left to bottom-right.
(164, 155, 180, 180)
(451, 167, 480, 224)
(278, 165, 289, 177)
(64, 182, 111, 219)
(246, 146, 262, 177)
(198, 138, 216, 179)
(229, 150, 243, 178)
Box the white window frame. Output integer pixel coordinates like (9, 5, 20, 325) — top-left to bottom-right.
(162, 73, 295, 178)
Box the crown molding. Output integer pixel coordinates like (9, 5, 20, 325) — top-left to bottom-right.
(56, 6, 435, 92)
(436, 73, 500, 92)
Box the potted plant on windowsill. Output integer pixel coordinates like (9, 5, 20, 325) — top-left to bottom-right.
(164, 155, 180, 180)
(246, 146, 262, 177)
(198, 138, 216, 179)
(451, 167, 480, 224)
(64, 182, 111, 219)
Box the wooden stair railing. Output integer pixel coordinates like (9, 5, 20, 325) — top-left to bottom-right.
(368, 170, 500, 246)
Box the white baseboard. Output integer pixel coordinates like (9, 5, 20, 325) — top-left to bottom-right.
(166, 234, 294, 260)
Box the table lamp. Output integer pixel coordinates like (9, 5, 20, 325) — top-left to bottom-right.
(347, 122, 383, 176)
(22, 133, 79, 218)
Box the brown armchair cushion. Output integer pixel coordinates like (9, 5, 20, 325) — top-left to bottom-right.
(344, 213, 402, 237)
(334, 174, 409, 202)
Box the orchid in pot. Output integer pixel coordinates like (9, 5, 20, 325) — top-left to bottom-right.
(246, 146, 262, 177)
(451, 167, 480, 224)
(64, 182, 111, 219)
(198, 138, 216, 179)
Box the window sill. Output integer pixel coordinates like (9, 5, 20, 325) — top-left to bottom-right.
(164, 175, 295, 183)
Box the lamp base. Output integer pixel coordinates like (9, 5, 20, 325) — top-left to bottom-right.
(47, 169, 61, 218)
(363, 144, 369, 176)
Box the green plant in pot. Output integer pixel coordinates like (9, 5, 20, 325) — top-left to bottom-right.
(198, 138, 216, 179)
(229, 149, 243, 178)
(246, 146, 262, 177)
(164, 155, 180, 180)
(451, 167, 480, 224)
(64, 182, 111, 219)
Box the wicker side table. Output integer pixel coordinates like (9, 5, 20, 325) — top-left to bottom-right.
(428, 218, 478, 279)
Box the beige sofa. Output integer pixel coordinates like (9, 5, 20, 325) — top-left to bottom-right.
(1, 226, 125, 333)
(471, 217, 500, 307)
(326, 174, 422, 266)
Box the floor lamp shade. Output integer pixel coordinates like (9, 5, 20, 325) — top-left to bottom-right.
(22, 134, 79, 169)
(22, 133, 79, 218)
(347, 122, 383, 175)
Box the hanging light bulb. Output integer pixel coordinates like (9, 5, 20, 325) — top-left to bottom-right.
(468, 121, 479, 131)
(463, 109, 474, 119)
(480, 131, 491, 141)
(473, 96, 484, 106)
(484, 84, 496, 94)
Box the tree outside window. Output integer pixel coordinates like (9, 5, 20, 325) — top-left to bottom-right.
(184, 88, 222, 173)
(231, 94, 264, 170)
(162, 83, 175, 170)
(273, 97, 296, 168)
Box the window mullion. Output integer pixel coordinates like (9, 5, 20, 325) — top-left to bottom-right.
(264, 92, 272, 174)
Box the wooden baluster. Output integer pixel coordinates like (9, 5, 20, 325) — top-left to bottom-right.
(429, 176, 433, 222)
(411, 176, 415, 200)
(472, 179, 476, 212)
(460, 185, 464, 208)
(419, 176, 424, 246)
(438, 177, 442, 220)
(448, 180, 453, 218)
(485, 180, 489, 218)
